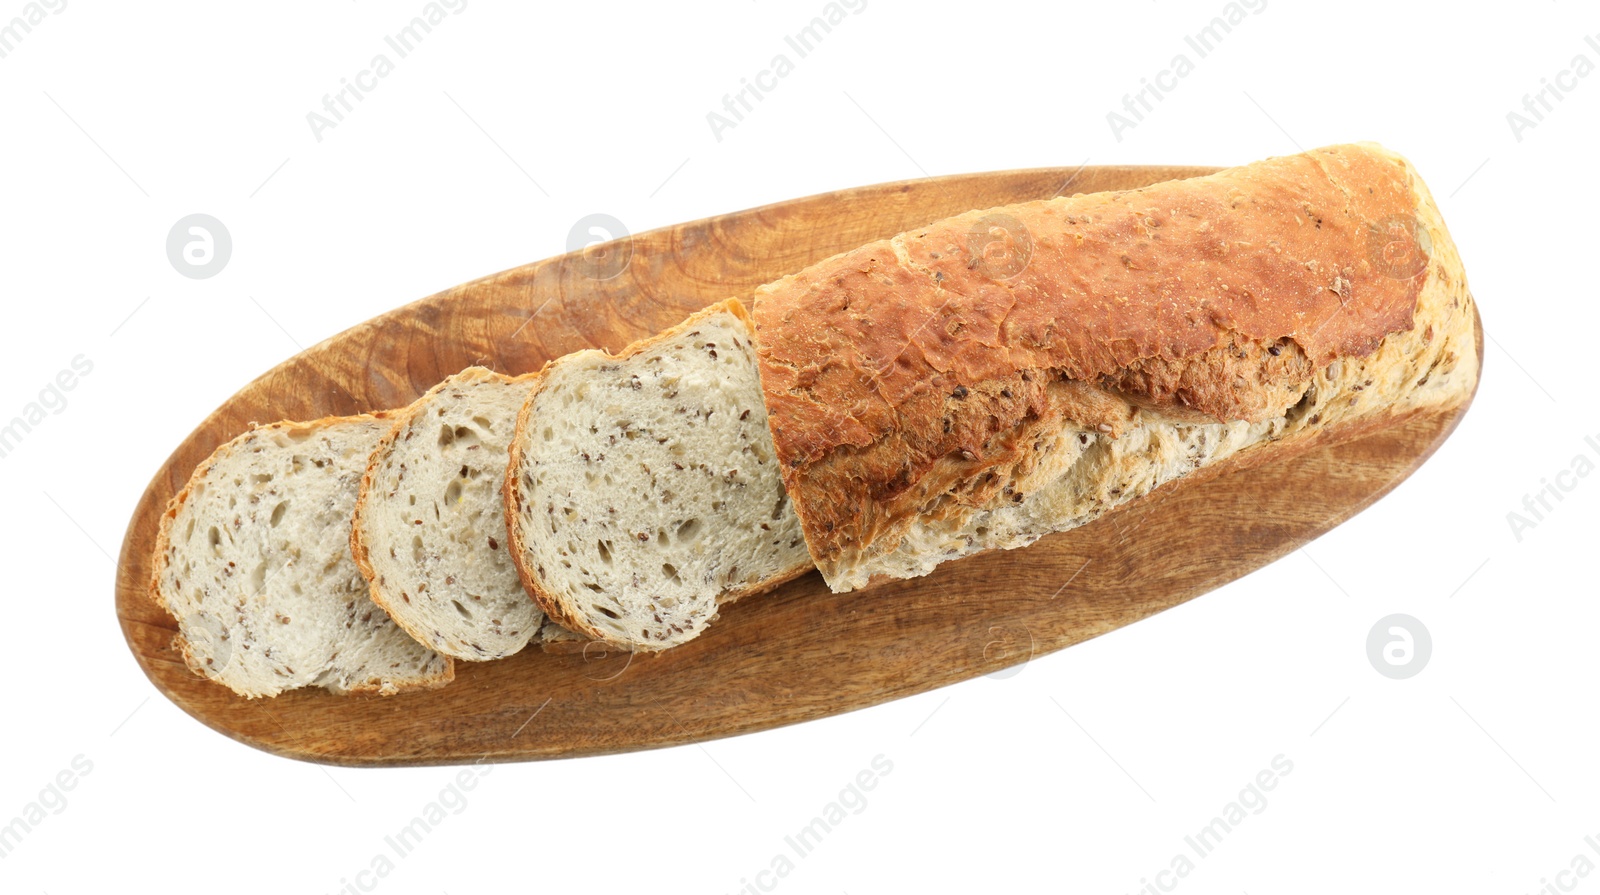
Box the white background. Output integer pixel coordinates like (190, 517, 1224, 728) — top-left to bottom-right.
(1, 1, 1596, 892)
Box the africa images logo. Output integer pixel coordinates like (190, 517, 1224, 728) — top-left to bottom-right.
(166, 214, 232, 280)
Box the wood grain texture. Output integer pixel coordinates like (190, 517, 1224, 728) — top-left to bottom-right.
(114, 164, 1481, 766)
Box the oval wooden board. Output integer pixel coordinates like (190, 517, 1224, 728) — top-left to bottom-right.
(116, 163, 1481, 767)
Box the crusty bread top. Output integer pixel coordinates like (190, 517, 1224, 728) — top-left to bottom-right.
(752, 143, 1454, 578)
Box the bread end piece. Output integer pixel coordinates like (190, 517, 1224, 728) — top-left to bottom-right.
(756, 142, 1479, 591)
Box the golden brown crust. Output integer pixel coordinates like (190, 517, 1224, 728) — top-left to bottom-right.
(151, 412, 456, 695)
(350, 367, 542, 659)
(502, 298, 777, 651)
(753, 143, 1464, 585)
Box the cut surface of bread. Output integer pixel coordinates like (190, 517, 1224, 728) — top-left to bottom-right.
(150, 416, 454, 698)
(504, 299, 811, 651)
(754, 142, 1479, 591)
(353, 368, 548, 661)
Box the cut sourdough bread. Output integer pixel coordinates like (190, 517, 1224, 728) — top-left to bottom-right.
(150, 416, 454, 698)
(504, 299, 811, 651)
(753, 142, 1479, 591)
(352, 368, 551, 661)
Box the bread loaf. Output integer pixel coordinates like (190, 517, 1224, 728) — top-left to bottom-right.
(752, 143, 1478, 591)
(152, 141, 1479, 677)
(150, 416, 455, 698)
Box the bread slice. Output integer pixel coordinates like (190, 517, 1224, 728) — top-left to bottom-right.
(150, 415, 454, 698)
(504, 299, 812, 651)
(351, 368, 548, 661)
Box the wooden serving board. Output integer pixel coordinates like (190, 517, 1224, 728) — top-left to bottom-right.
(115, 164, 1481, 767)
